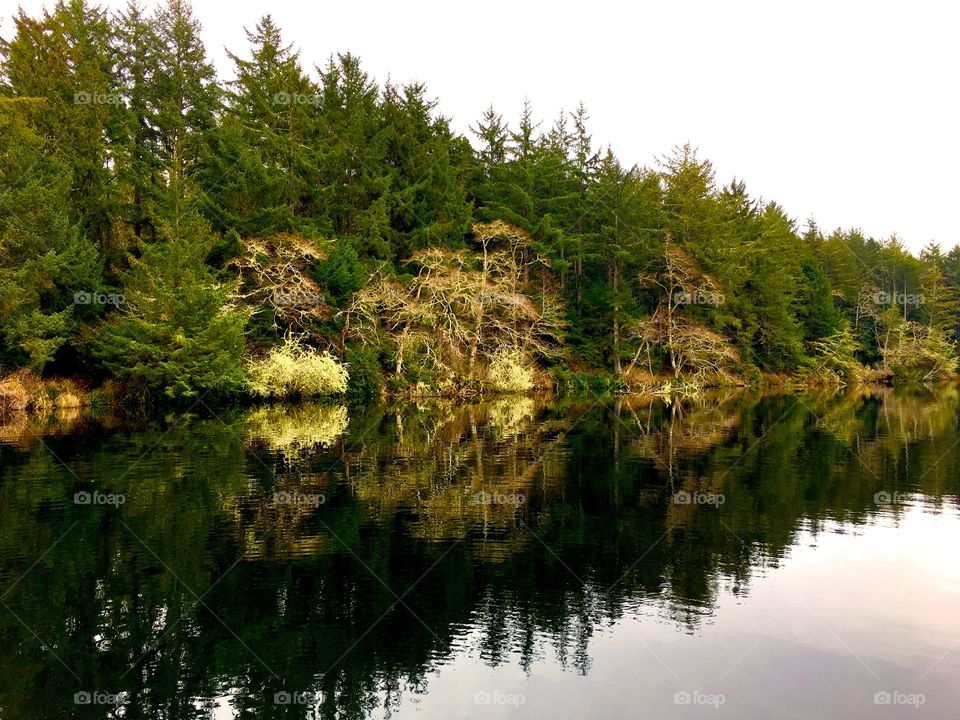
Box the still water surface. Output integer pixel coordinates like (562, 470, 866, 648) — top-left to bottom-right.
(1, 388, 959, 718)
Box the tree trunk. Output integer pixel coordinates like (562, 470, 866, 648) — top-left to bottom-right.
(611, 262, 622, 376)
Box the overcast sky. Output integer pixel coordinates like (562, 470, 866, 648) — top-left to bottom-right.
(3, 0, 957, 252)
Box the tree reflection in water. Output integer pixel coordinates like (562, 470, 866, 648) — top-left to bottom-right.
(0, 385, 958, 718)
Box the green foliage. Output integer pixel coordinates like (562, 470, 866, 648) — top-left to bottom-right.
(808, 327, 863, 385)
(2, 7, 956, 400)
(313, 238, 365, 303)
(0, 101, 99, 369)
(90, 192, 246, 400)
(1, 0, 122, 250)
(344, 344, 383, 400)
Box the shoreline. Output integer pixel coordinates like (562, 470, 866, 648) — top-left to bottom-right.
(0, 368, 943, 418)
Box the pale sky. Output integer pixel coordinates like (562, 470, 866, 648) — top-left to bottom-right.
(2, 0, 957, 252)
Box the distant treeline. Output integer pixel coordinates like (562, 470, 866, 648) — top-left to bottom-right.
(1, 0, 957, 404)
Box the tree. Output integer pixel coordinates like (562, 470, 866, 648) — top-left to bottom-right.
(379, 81, 472, 259)
(153, 0, 220, 185)
(202, 15, 319, 236)
(113, 0, 162, 241)
(1, 0, 123, 255)
(632, 240, 737, 382)
(589, 151, 659, 375)
(314, 52, 388, 253)
(0, 99, 99, 369)
(347, 221, 564, 386)
(91, 185, 246, 400)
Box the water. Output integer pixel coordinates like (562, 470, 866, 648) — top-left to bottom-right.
(1, 388, 959, 719)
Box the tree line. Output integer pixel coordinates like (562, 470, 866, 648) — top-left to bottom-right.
(1, 0, 958, 403)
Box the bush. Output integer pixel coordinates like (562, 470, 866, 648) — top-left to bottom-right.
(247, 336, 349, 398)
(808, 328, 864, 386)
(485, 349, 534, 393)
(883, 322, 957, 383)
(344, 345, 383, 400)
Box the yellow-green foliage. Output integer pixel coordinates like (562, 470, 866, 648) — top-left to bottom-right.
(486, 350, 534, 393)
(487, 396, 536, 437)
(247, 337, 349, 398)
(882, 321, 957, 382)
(244, 404, 349, 459)
(0, 371, 88, 413)
(809, 327, 864, 386)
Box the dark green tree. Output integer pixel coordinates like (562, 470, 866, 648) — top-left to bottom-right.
(91, 184, 246, 400)
(0, 99, 99, 369)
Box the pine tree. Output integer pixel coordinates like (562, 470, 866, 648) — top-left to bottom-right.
(380, 81, 472, 258)
(153, 0, 220, 184)
(1, 0, 122, 254)
(314, 51, 387, 251)
(591, 151, 659, 374)
(91, 183, 246, 400)
(114, 0, 162, 241)
(0, 99, 99, 369)
(203, 15, 319, 236)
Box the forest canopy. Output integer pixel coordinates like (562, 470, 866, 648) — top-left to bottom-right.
(1, 0, 957, 404)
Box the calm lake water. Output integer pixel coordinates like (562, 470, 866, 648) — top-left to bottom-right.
(1, 388, 960, 719)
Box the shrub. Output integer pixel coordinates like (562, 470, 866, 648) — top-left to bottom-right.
(883, 322, 957, 383)
(808, 328, 864, 386)
(344, 345, 383, 400)
(0, 373, 30, 412)
(247, 336, 349, 398)
(486, 349, 534, 393)
(0, 371, 88, 413)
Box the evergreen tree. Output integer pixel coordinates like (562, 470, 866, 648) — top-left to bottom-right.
(1, 0, 122, 254)
(153, 0, 220, 184)
(0, 99, 99, 369)
(114, 0, 162, 242)
(315, 52, 388, 254)
(203, 15, 319, 236)
(91, 183, 246, 400)
(379, 81, 472, 258)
